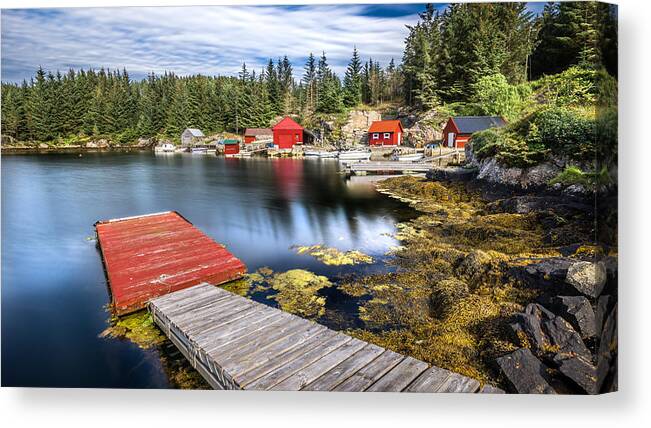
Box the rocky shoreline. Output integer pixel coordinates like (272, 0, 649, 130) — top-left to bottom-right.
(367, 171, 617, 394)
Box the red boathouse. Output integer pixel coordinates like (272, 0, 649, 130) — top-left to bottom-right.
(95, 211, 246, 315)
(272, 117, 303, 150)
(223, 139, 240, 155)
(442, 116, 506, 149)
(244, 128, 273, 144)
(368, 120, 404, 146)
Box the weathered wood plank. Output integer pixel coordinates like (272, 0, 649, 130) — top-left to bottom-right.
(332, 350, 405, 392)
(269, 338, 368, 391)
(365, 356, 429, 392)
(235, 329, 339, 386)
(224, 322, 328, 379)
(196, 310, 286, 351)
(435, 372, 481, 393)
(301, 343, 386, 391)
(404, 366, 452, 392)
(244, 334, 353, 390)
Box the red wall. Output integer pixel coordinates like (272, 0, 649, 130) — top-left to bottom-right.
(244, 136, 256, 144)
(273, 129, 302, 150)
(368, 131, 400, 146)
(224, 144, 240, 155)
(442, 120, 470, 148)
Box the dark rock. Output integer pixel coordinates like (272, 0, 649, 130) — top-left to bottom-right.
(595, 295, 614, 334)
(511, 303, 555, 354)
(565, 261, 607, 298)
(512, 258, 575, 291)
(511, 303, 591, 361)
(553, 354, 599, 394)
(496, 348, 556, 394)
(596, 305, 618, 392)
(547, 296, 596, 339)
(426, 167, 477, 182)
(485, 195, 591, 216)
(542, 315, 592, 360)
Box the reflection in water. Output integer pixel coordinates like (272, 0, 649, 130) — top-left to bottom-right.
(1, 153, 415, 387)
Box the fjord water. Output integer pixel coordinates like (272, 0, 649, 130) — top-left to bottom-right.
(1, 152, 413, 387)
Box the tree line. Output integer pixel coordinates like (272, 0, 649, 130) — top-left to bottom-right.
(1, 2, 617, 144)
(1, 49, 402, 143)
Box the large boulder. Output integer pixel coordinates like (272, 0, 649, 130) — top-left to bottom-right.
(512, 257, 574, 290)
(565, 261, 607, 298)
(546, 295, 596, 339)
(511, 303, 591, 360)
(496, 348, 556, 394)
(553, 353, 599, 394)
(595, 294, 615, 334)
(475, 157, 562, 190)
(596, 305, 618, 392)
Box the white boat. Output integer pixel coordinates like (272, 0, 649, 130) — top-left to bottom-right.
(338, 150, 372, 161)
(154, 143, 176, 153)
(396, 153, 425, 162)
(318, 151, 339, 158)
(304, 150, 321, 157)
(191, 147, 208, 154)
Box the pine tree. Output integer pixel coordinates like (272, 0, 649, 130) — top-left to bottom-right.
(343, 47, 363, 107)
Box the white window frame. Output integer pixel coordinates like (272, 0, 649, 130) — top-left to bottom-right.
(372, 133, 379, 140)
(383, 133, 391, 139)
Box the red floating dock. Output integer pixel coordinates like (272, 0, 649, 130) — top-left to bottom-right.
(95, 211, 247, 315)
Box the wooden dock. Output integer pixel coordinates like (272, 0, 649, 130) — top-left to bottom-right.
(150, 283, 489, 392)
(95, 211, 246, 315)
(345, 161, 433, 175)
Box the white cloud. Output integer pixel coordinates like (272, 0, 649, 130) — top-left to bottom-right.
(1, 4, 421, 82)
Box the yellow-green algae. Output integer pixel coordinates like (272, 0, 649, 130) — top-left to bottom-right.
(341, 175, 594, 386)
(292, 244, 374, 265)
(267, 269, 333, 318)
(99, 310, 166, 349)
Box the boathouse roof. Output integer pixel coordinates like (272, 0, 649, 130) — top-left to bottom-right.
(450, 116, 506, 134)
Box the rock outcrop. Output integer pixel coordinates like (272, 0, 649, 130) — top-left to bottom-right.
(496, 348, 556, 394)
(340, 110, 381, 145)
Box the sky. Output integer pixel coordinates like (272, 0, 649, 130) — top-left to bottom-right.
(0, 2, 547, 83)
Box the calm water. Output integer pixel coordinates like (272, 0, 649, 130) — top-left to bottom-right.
(1, 152, 414, 388)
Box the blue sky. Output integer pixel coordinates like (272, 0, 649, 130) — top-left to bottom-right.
(0, 2, 547, 83)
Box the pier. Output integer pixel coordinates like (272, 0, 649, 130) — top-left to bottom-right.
(150, 283, 489, 392)
(95, 211, 246, 315)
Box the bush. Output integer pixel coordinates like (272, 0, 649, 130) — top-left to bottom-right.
(531, 66, 597, 107)
(529, 107, 597, 160)
(472, 74, 532, 121)
(549, 165, 612, 189)
(472, 128, 548, 168)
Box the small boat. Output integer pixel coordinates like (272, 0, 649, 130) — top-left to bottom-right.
(338, 149, 371, 161)
(304, 150, 321, 157)
(154, 143, 176, 153)
(318, 151, 339, 159)
(191, 147, 208, 154)
(395, 153, 425, 162)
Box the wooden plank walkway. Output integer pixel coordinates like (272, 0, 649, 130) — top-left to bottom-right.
(150, 283, 486, 392)
(96, 211, 246, 315)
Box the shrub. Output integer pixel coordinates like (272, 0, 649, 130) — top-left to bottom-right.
(531, 66, 597, 107)
(549, 165, 613, 189)
(472, 74, 532, 121)
(472, 127, 548, 168)
(529, 107, 596, 160)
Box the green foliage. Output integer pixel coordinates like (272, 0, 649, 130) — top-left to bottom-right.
(529, 106, 596, 160)
(549, 165, 612, 189)
(472, 127, 548, 168)
(471, 73, 532, 120)
(531, 66, 596, 107)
